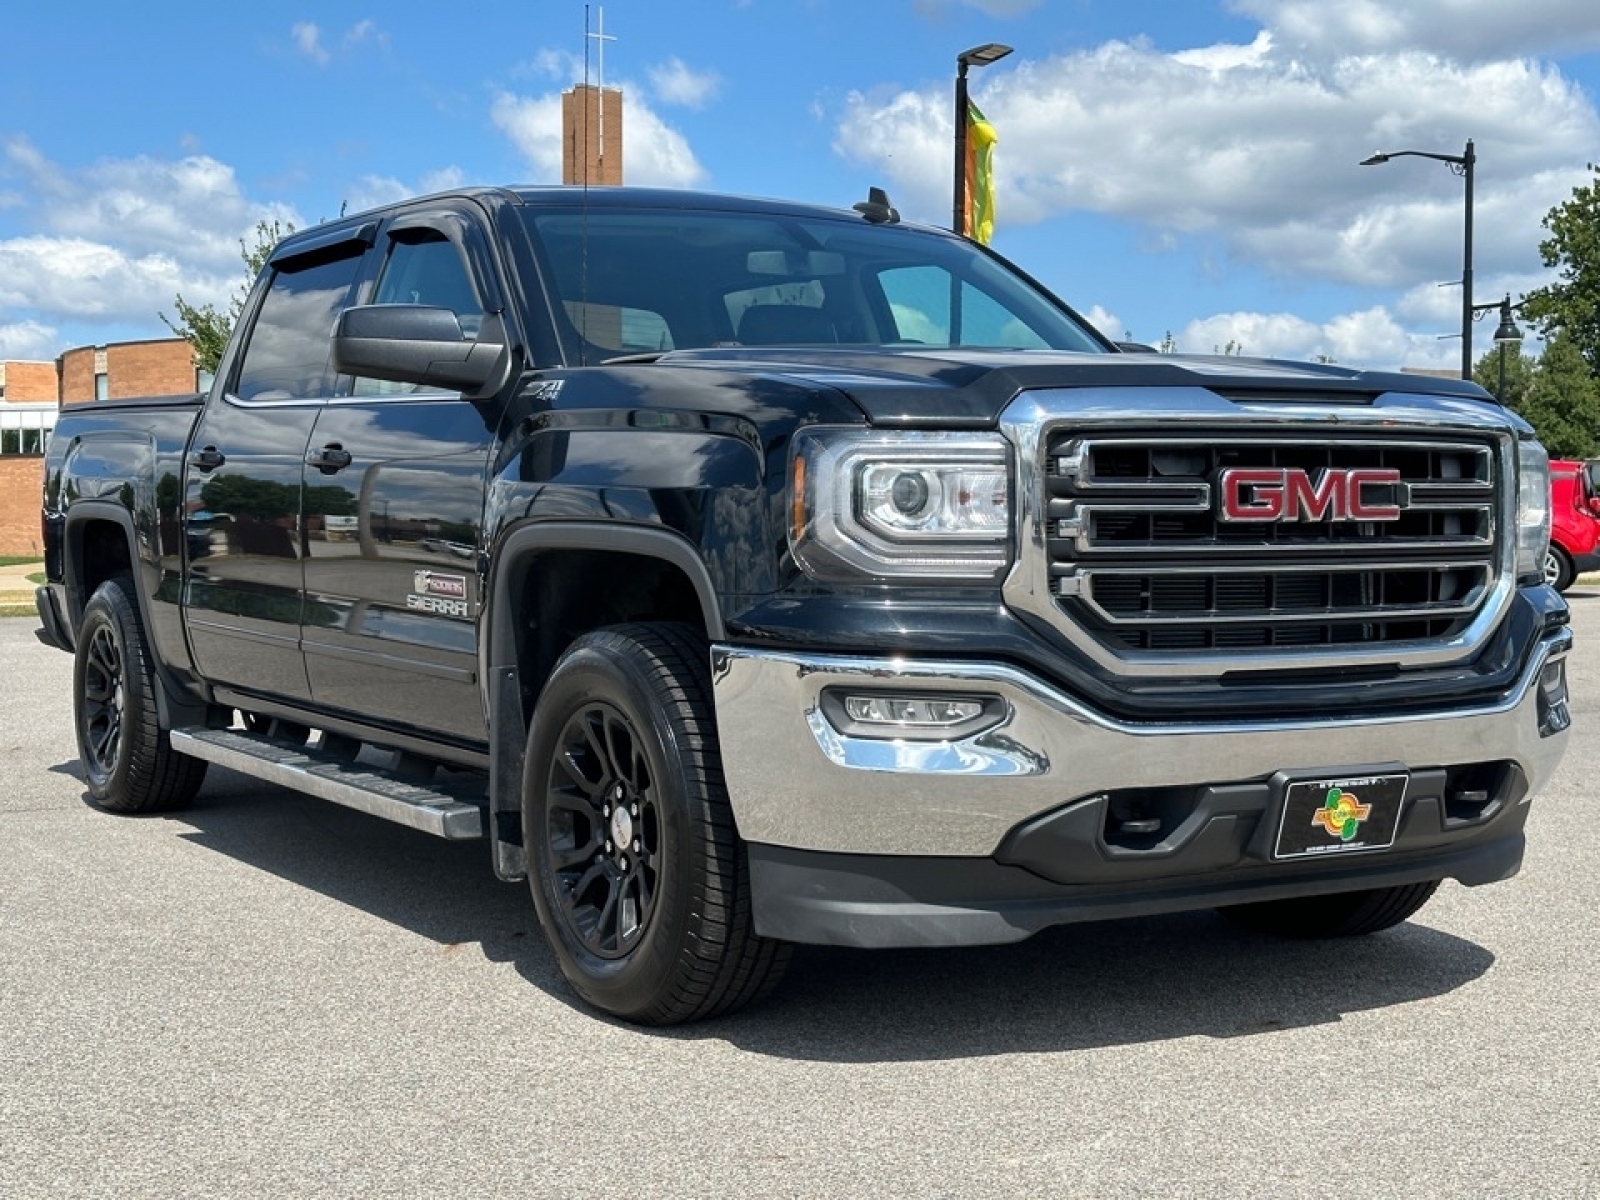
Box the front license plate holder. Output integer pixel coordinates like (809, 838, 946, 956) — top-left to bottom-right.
(1272, 771, 1408, 861)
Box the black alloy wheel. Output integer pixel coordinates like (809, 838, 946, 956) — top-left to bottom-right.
(73, 576, 207, 813)
(545, 699, 663, 959)
(79, 617, 126, 783)
(523, 623, 789, 1024)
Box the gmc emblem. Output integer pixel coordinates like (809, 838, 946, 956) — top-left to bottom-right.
(1218, 467, 1403, 523)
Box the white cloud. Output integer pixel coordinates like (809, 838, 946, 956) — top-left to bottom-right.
(1174, 306, 1460, 370)
(833, 33, 1598, 293)
(5, 138, 299, 273)
(0, 142, 302, 348)
(291, 22, 328, 65)
(0, 236, 203, 320)
(622, 100, 709, 188)
(491, 93, 567, 182)
(1081, 305, 1127, 342)
(1172, 31, 1274, 71)
(0, 319, 59, 361)
(340, 168, 470, 216)
(293, 19, 386, 64)
(647, 58, 721, 109)
(345, 19, 386, 49)
(492, 87, 707, 188)
(1227, 0, 1600, 63)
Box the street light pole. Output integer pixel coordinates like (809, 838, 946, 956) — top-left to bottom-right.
(952, 43, 1012, 237)
(1360, 138, 1476, 380)
(1461, 139, 1475, 383)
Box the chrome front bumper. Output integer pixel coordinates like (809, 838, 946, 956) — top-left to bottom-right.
(710, 629, 1572, 858)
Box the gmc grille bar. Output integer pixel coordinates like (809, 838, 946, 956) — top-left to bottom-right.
(999, 391, 1518, 680)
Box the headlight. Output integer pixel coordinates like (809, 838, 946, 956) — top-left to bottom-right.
(790, 428, 1012, 580)
(1515, 436, 1551, 585)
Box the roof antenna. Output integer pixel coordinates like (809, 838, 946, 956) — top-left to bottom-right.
(579, 4, 592, 365)
(854, 186, 900, 225)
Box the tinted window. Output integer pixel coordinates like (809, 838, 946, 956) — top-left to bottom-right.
(354, 230, 485, 395)
(521, 208, 1105, 358)
(878, 266, 1050, 348)
(373, 232, 482, 328)
(234, 252, 364, 401)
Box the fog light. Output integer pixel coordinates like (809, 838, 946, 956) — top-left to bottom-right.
(843, 695, 983, 727)
(821, 689, 1005, 741)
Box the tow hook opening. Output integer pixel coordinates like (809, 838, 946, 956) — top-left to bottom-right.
(1102, 786, 1201, 852)
(1442, 761, 1519, 827)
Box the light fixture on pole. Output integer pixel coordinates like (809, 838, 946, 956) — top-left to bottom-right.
(953, 43, 1012, 237)
(1468, 293, 1525, 400)
(1360, 139, 1476, 381)
(1491, 294, 1524, 402)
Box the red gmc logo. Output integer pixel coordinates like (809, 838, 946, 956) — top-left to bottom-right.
(1218, 467, 1403, 523)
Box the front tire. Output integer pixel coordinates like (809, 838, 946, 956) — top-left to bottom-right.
(74, 577, 207, 813)
(523, 623, 789, 1024)
(1218, 880, 1440, 938)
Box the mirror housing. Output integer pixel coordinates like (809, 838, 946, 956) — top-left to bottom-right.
(331, 305, 509, 395)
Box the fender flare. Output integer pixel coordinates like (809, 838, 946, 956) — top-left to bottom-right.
(61, 500, 208, 730)
(61, 500, 145, 632)
(480, 521, 727, 879)
(483, 521, 726, 682)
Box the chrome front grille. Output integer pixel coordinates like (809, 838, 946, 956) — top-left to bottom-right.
(1044, 431, 1500, 656)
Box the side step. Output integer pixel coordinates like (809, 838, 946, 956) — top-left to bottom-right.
(170, 728, 486, 840)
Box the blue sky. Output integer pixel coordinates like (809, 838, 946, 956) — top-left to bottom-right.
(5, 0, 1600, 371)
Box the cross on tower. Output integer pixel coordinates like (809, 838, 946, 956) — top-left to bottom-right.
(587, 7, 617, 162)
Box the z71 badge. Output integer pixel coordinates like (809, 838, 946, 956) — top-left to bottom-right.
(407, 570, 469, 618)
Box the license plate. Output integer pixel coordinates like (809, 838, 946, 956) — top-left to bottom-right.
(1273, 773, 1407, 860)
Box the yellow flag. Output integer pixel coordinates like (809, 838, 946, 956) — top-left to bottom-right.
(965, 100, 998, 244)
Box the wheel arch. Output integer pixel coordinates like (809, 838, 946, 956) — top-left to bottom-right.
(61, 502, 140, 628)
(481, 522, 726, 881)
(62, 502, 208, 730)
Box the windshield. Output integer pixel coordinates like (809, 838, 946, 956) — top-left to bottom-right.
(518, 206, 1108, 361)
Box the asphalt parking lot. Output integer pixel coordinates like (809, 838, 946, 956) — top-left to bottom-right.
(2, 595, 1597, 1198)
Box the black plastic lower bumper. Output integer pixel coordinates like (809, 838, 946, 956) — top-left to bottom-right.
(747, 803, 1527, 949)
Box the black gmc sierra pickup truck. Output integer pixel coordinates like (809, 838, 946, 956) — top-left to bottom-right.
(37, 185, 1571, 1023)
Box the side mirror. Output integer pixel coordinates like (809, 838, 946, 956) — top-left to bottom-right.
(331, 305, 509, 396)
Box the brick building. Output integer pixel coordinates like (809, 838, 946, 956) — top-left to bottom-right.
(0, 338, 199, 557)
(562, 83, 625, 186)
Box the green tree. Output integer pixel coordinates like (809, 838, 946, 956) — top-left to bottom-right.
(161, 218, 293, 375)
(1521, 165, 1600, 375)
(1471, 342, 1537, 409)
(1508, 333, 1600, 459)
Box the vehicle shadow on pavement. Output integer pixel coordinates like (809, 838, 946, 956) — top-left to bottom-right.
(704, 919, 1492, 1061)
(153, 765, 1493, 1062)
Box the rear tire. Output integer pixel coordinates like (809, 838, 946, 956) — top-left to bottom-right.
(523, 622, 789, 1024)
(1218, 880, 1441, 938)
(74, 577, 207, 813)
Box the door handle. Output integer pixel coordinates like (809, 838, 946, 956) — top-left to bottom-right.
(306, 444, 353, 474)
(191, 446, 226, 472)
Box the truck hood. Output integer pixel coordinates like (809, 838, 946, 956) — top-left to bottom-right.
(650, 346, 1495, 427)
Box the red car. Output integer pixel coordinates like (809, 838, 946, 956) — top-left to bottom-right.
(1546, 459, 1600, 591)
